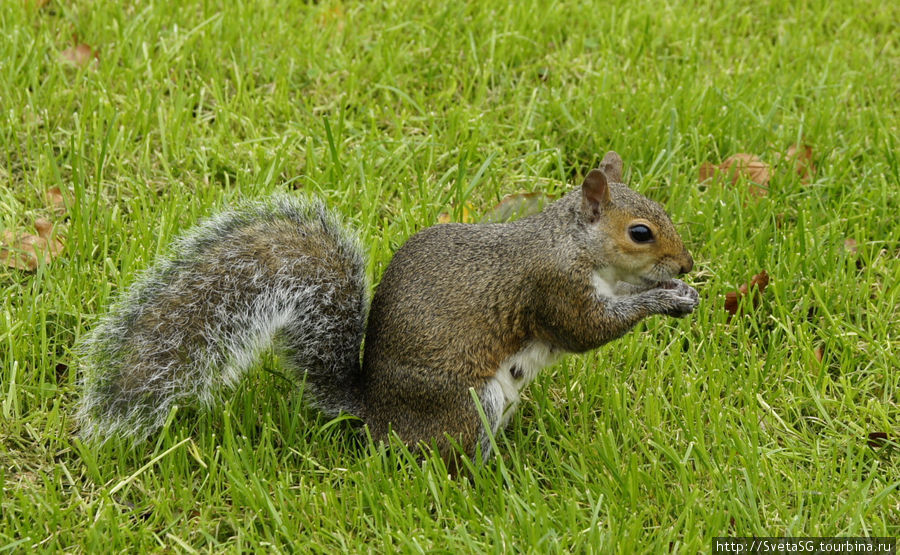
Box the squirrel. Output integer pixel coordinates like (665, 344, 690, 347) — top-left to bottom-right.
(76, 151, 699, 464)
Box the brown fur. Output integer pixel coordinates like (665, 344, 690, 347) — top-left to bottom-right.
(360, 151, 695, 458)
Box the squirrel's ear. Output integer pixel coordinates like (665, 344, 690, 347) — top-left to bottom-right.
(582, 169, 610, 222)
(599, 151, 624, 183)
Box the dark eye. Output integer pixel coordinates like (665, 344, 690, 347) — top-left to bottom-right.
(628, 224, 654, 243)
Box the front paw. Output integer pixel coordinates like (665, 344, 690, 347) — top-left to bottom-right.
(657, 279, 699, 317)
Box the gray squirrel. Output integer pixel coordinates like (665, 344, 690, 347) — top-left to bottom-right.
(77, 151, 699, 463)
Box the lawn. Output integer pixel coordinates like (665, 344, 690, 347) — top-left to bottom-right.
(1, 0, 898, 552)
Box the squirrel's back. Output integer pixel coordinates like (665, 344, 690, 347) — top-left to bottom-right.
(76, 196, 369, 441)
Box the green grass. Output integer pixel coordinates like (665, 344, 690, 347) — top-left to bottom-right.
(2, 0, 898, 551)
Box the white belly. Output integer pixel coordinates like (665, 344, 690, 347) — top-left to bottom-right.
(483, 342, 562, 433)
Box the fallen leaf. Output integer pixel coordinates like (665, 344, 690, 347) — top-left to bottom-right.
(723, 291, 740, 315)
(813, 346, 824, 364)
(46, 186, 66, 214)
(783, 144, 815, 184)
(722, 154, 770, 196)
(699, 153, 770, 197)
(698, 162, 719, 183)
(61, 42, 97, 68)
(480, 192, 551, 223)
(724, 270, 770, 317)
(1, 218, 65, 271)
(748, 270, 769, 292)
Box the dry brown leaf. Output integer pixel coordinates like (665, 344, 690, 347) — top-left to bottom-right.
(813, 346, 824, 364)
(699, 154, 770, 197)
(698, 162, 719, 183)
(724, 270, 769, 317)
(783, 144, 815, 184)
(1, 218, 65, 271)
(61, 43, 97, 68)
(721, 154, 770, 196)
(748, 270, 770, 293)
(723, 291, 740, 315)
(46, 186, 66, 214)
(480, 192, 551, 223)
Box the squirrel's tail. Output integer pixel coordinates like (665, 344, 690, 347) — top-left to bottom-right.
(76, 195, 369, 442)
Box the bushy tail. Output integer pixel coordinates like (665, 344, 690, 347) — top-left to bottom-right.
(76, 195, 369, 442)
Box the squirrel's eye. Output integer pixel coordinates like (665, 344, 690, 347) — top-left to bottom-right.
(628, 224, 654, 243)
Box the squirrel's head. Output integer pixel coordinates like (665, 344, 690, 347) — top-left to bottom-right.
(578, 151, 694, 289)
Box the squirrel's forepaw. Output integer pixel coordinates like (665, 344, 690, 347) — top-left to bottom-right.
(662, 279, 699, 317)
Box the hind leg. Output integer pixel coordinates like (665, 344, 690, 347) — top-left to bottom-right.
(362, 366, 507, 465)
